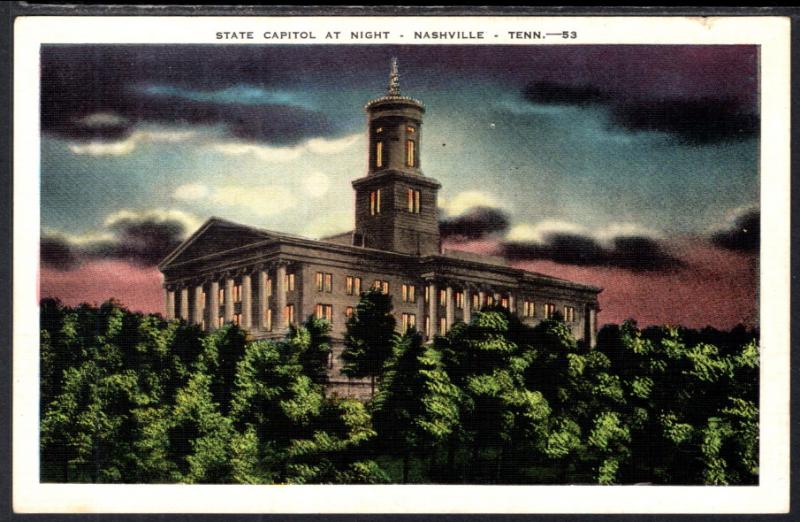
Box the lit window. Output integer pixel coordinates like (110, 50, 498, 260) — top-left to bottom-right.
(199, 291, 206, 311)
(346, 276, 362, 296)
(233, 284, 242, 303)
(402, 284, 416, 303)
(564, 306, 575, 323)
(407, 188, 421, 213)
(285, 273, 295, 291)
(375, 126, 383, 134)
(402, 313, 416, 332)
(218, 315, 224, 327)
(376, 141, 383, 167)
(439, 289, 447, 307)
(455, 291, 464, 309)
(544, 303, 556, 319)
(439, 317, 447, 335)
(406, 140, 415, 167)
(325, 273, 332, 293)
(264, 308, 273, 331)
(424, 285, 430, 303)
(486, 294, 494, 306)
(406, 126, 415, 134)
(523, 300, 536, 318)
(219, 287, 225, 305)
(373, 280, 389, 294)
(370, 190, 382, 216)
(265, 277, 272, 297)
(315, 272, 333, 292)
(425, 316, 431, 336)
(501, 297, 509, 309)
(233, 313, 241, 326)
(316, 272, 324, 291)
(285, 304, 295, 326)
(315, 304, 333, 322)
(345, 306, 354, 318)
(472, 293, 480, 310)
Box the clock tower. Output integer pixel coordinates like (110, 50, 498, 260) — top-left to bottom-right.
(352, 58, 441, 256)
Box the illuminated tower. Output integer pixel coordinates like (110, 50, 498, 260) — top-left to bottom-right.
(352, 58, 441, 256)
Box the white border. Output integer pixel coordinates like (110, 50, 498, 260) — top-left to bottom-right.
(13, 16, 791, 513)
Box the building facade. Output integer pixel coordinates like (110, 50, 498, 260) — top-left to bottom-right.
(158, 59, 601, 396)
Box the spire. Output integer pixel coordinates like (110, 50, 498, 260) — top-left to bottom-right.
(388, 57, 400, 96)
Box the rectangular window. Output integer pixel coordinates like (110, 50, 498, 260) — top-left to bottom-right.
(233, 313, 241, 326)
(407, 188, 421, 213)
(219, 287, 225, 305)
(316, 272, 324, 291)
(315, 304, 333, 322)
(315, 272, 333, 292)
(406, 125, 415, 134)
(564, 306, 575, 323)
(544, 303, 556, 319)
(264, 308, 273, 331)
(233, 284, 242, 303)
(424, 285, 430, 303)
(486, 294, 494, 306)
(345, 306, 354, 319)
(401, 313, 416, 333)
(523, 300, 536, 318)
(265, 277, 272, 297)
(501, 297, 509, 309)
(455, 291, 464, 309)
(370, 190, 382, 215)
(406, 140, 416, 167)
(218, 315, 224, 327)
(375, 126, 383, 134)
(439, 289, 447, 307)
(425, 316, 431, 336)
(285, 304, 295, 326)
(376, 141, 383, 167)
(285, 273, 295, 292)
(346, 276, 362, 296)
(439, 317, 447, 335)
(402, 284, 416, 303)
(472, 293, 480, 310)
(373, 279, 389, 294)
(324, 273, 332, 293)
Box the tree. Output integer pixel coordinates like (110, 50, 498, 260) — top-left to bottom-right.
(372, 331, 461, 482)
(340, 288, 397, 395)
(290, 316, 333, 386)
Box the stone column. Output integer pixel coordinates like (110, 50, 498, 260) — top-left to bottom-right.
(224, 277, 234, 324)
(509, 293, 516, 314)
(164, 288, 175, 320)
(257, 269, 268, 330)
(206, 280, 219, 331)
(179, 287, 190, 320)
(428, 281, 437, 339)
(241, 273, 252, 329)
(192, 285, 204, 325)
(275, 263, 287, 331)
(462, 287, 471, 324)
(445, 285, 454, 332)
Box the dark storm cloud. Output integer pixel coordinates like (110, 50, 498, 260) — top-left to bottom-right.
(439, 206, 510, 239)
(501, 234, 685, 272)
(41, 46, 336, 145)
(711, 208, 759, 253)
(521, 80, 758, 145)
(523, 82, 611, 106)
(42, 216, 188, 271)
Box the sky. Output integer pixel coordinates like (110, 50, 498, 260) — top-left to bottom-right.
(39, 44, 759, 329)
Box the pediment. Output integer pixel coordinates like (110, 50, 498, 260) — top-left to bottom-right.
(158, 218, 275, 269)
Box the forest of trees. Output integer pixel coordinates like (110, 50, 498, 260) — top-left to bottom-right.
(40, 290, 759, 485)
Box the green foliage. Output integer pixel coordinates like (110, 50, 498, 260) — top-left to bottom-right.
(39, 300, 759, 485)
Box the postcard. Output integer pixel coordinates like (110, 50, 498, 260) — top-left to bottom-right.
(13, 13, 791, 513)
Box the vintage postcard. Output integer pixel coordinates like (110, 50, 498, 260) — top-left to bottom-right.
(13, 14, 790, 513)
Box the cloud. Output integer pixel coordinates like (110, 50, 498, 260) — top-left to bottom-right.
(210, 133, 360, 163)
(67, 128, 196, 156)
(500, 221, 683, 272)
(42, 209, 202, 271)
(439, 206, 510, 240)
(519, 81, 758, 145)
(173, 183, 210, 201)
(210, 186, 296, 217)
(710, 206, 759, 252)
(302, 171, 330, 199)
(439, 190, 504, 217)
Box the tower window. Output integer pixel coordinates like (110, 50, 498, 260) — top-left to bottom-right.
(407, 188, 421, 213)
(370, 190, 382, 215)
(376, 141, 384, 167)
(406, 125, 415, 134)
(406, 140, 416, 167)
(375, 126, 383, 134)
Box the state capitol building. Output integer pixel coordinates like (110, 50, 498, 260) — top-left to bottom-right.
(159, 60, 602, 394)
